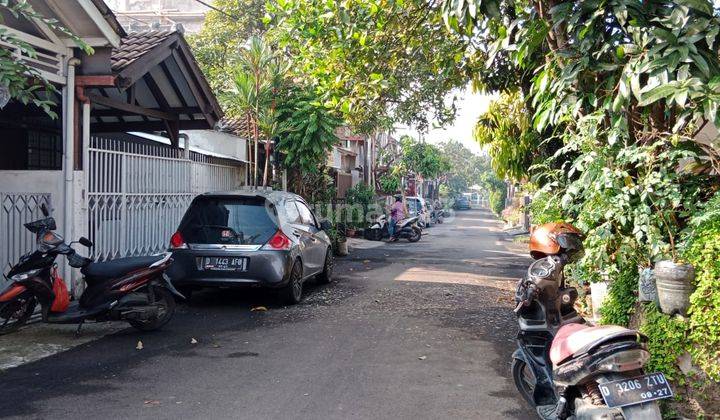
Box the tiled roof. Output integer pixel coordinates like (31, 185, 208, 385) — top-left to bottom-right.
(335, 126, 365, 142)
(112, 30, 176, 73)
(217, 116, 264, 140)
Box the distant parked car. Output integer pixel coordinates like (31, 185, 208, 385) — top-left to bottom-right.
(454, 195, 471, 210)
(167, 190, 334, 304)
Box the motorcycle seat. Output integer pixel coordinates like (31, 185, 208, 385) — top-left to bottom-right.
(82, 254, 167, 280)
(550, 323, 639, 367)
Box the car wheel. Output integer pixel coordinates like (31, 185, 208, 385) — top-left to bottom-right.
(316, 248, 334, 284)
(280, 260, 303, 305)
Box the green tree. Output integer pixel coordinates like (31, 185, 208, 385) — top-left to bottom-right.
(189, 0, 267, 92)
(399, 135, 451, 179)
(438, 139, 486, 190)
(275, 86, 342, 191)
(0, 1, 91, 118)
(473, 91, 540, 181)
(266, 0, 471, 133)
(226, 35, 286, 186)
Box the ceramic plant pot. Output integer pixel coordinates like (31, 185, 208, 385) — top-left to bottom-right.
(654, 260, 694, 316)
(334, 239, 349, 256)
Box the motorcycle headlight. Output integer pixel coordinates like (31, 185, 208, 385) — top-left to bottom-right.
(38, 231, 64, 252)
(596, 349, 650, 372)
(10, 268, 43, 281)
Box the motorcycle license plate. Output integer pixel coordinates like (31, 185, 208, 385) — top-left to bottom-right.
(598, 372, 673, 408)
(203, 257, 248, 272)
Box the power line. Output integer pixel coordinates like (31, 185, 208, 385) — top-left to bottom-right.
(192, 0, 240, 20)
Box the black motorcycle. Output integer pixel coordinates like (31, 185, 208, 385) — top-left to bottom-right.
(0, 204, 183, 335)
(513, 252, 668, 419)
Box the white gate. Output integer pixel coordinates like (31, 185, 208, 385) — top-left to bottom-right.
(88, 137, 244, 261)
(1, 193, 52, 283)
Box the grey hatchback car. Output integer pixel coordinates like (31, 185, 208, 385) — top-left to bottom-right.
(167, 190, 334, 304)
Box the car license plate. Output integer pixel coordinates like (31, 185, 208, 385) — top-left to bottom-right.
(598, 372, 673, 408)
(203, 257, 248, 271)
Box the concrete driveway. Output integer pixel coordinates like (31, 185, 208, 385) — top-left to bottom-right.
(0, 208, 534, 419)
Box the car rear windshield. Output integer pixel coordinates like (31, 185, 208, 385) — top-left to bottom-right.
(407, 199, 420, 213)
(178, 196, 278, 245)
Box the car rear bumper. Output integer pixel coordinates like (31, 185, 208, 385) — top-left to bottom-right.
(167, 248, 294, 289)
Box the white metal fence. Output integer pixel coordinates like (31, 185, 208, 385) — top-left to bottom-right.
(1, 193, 52, 282)
(88, 137, 245, 261)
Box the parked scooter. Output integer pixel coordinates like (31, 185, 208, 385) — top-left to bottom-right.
(0, 204, 183, 335)
(512, 223, 668, 419)
(364, 214, 422, 242)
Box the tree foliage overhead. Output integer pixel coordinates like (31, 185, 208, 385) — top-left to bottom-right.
(0, 1, 92, 118)
(473, 91, 540, 181)
(189, 0, 267, 92)
(266, 0, 472, 133)
(444, 0, 720, 141)
(275, 86, 343, 175)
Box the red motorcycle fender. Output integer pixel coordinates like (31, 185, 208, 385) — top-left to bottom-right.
(0, 284, 27, 302)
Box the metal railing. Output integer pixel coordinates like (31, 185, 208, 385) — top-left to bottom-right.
(0, 193, 51, 282)
(88, 136, 245, 261)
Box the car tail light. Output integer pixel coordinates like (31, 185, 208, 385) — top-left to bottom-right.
(169, 231, 187, 249)
(263, 230, 291, 250)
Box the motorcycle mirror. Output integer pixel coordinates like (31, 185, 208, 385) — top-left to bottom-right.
(40, 203, 49, 217)
(79, 237, 94, 248)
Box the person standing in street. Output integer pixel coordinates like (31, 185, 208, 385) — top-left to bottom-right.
(388, 195, 406, 241)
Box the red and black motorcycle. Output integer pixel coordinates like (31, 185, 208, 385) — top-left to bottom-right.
(0, 204, 183, 335)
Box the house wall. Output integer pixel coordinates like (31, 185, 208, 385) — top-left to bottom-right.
(183, 130, 248, 162)
(328, 147, 342, 169)
(0, 171, 65, 282)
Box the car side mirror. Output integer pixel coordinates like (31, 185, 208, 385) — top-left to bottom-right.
(319, 220, 332, 231)
(79, 237, 93, 248)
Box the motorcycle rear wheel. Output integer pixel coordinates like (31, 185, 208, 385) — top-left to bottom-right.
(128, 287, 176, 332)
(0, 293, 37, 335)
(407, 228, 421, 242)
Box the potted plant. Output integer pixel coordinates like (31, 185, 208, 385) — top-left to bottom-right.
(654, 260, 694, 316)
(332, 223, 349, 256)
(652, 208, 694, 316)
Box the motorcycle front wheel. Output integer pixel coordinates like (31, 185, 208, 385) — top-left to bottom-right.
(128, 286, 176, 332)
(0, 292, 37, 335)
(511, 357, 536, 406)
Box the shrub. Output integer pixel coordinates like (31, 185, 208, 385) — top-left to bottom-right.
(683, 193, 720, 381)
(344, 183, 376, 228)
(529, 190, 564, 224)
(639, 303, 688, 381)
(489, 188, 506, 215)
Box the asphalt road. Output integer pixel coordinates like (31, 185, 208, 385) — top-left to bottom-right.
(0, 208, 534, 420)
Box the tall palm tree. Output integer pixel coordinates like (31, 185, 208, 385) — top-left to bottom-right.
(228, 35, 286, 187)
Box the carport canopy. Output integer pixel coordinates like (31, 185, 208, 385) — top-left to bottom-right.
(80, 30, 223, 147)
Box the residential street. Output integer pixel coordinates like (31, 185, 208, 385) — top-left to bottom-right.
(0, 208, 533, 420)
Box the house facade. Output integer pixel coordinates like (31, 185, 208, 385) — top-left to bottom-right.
(0, 2, 244, 293)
